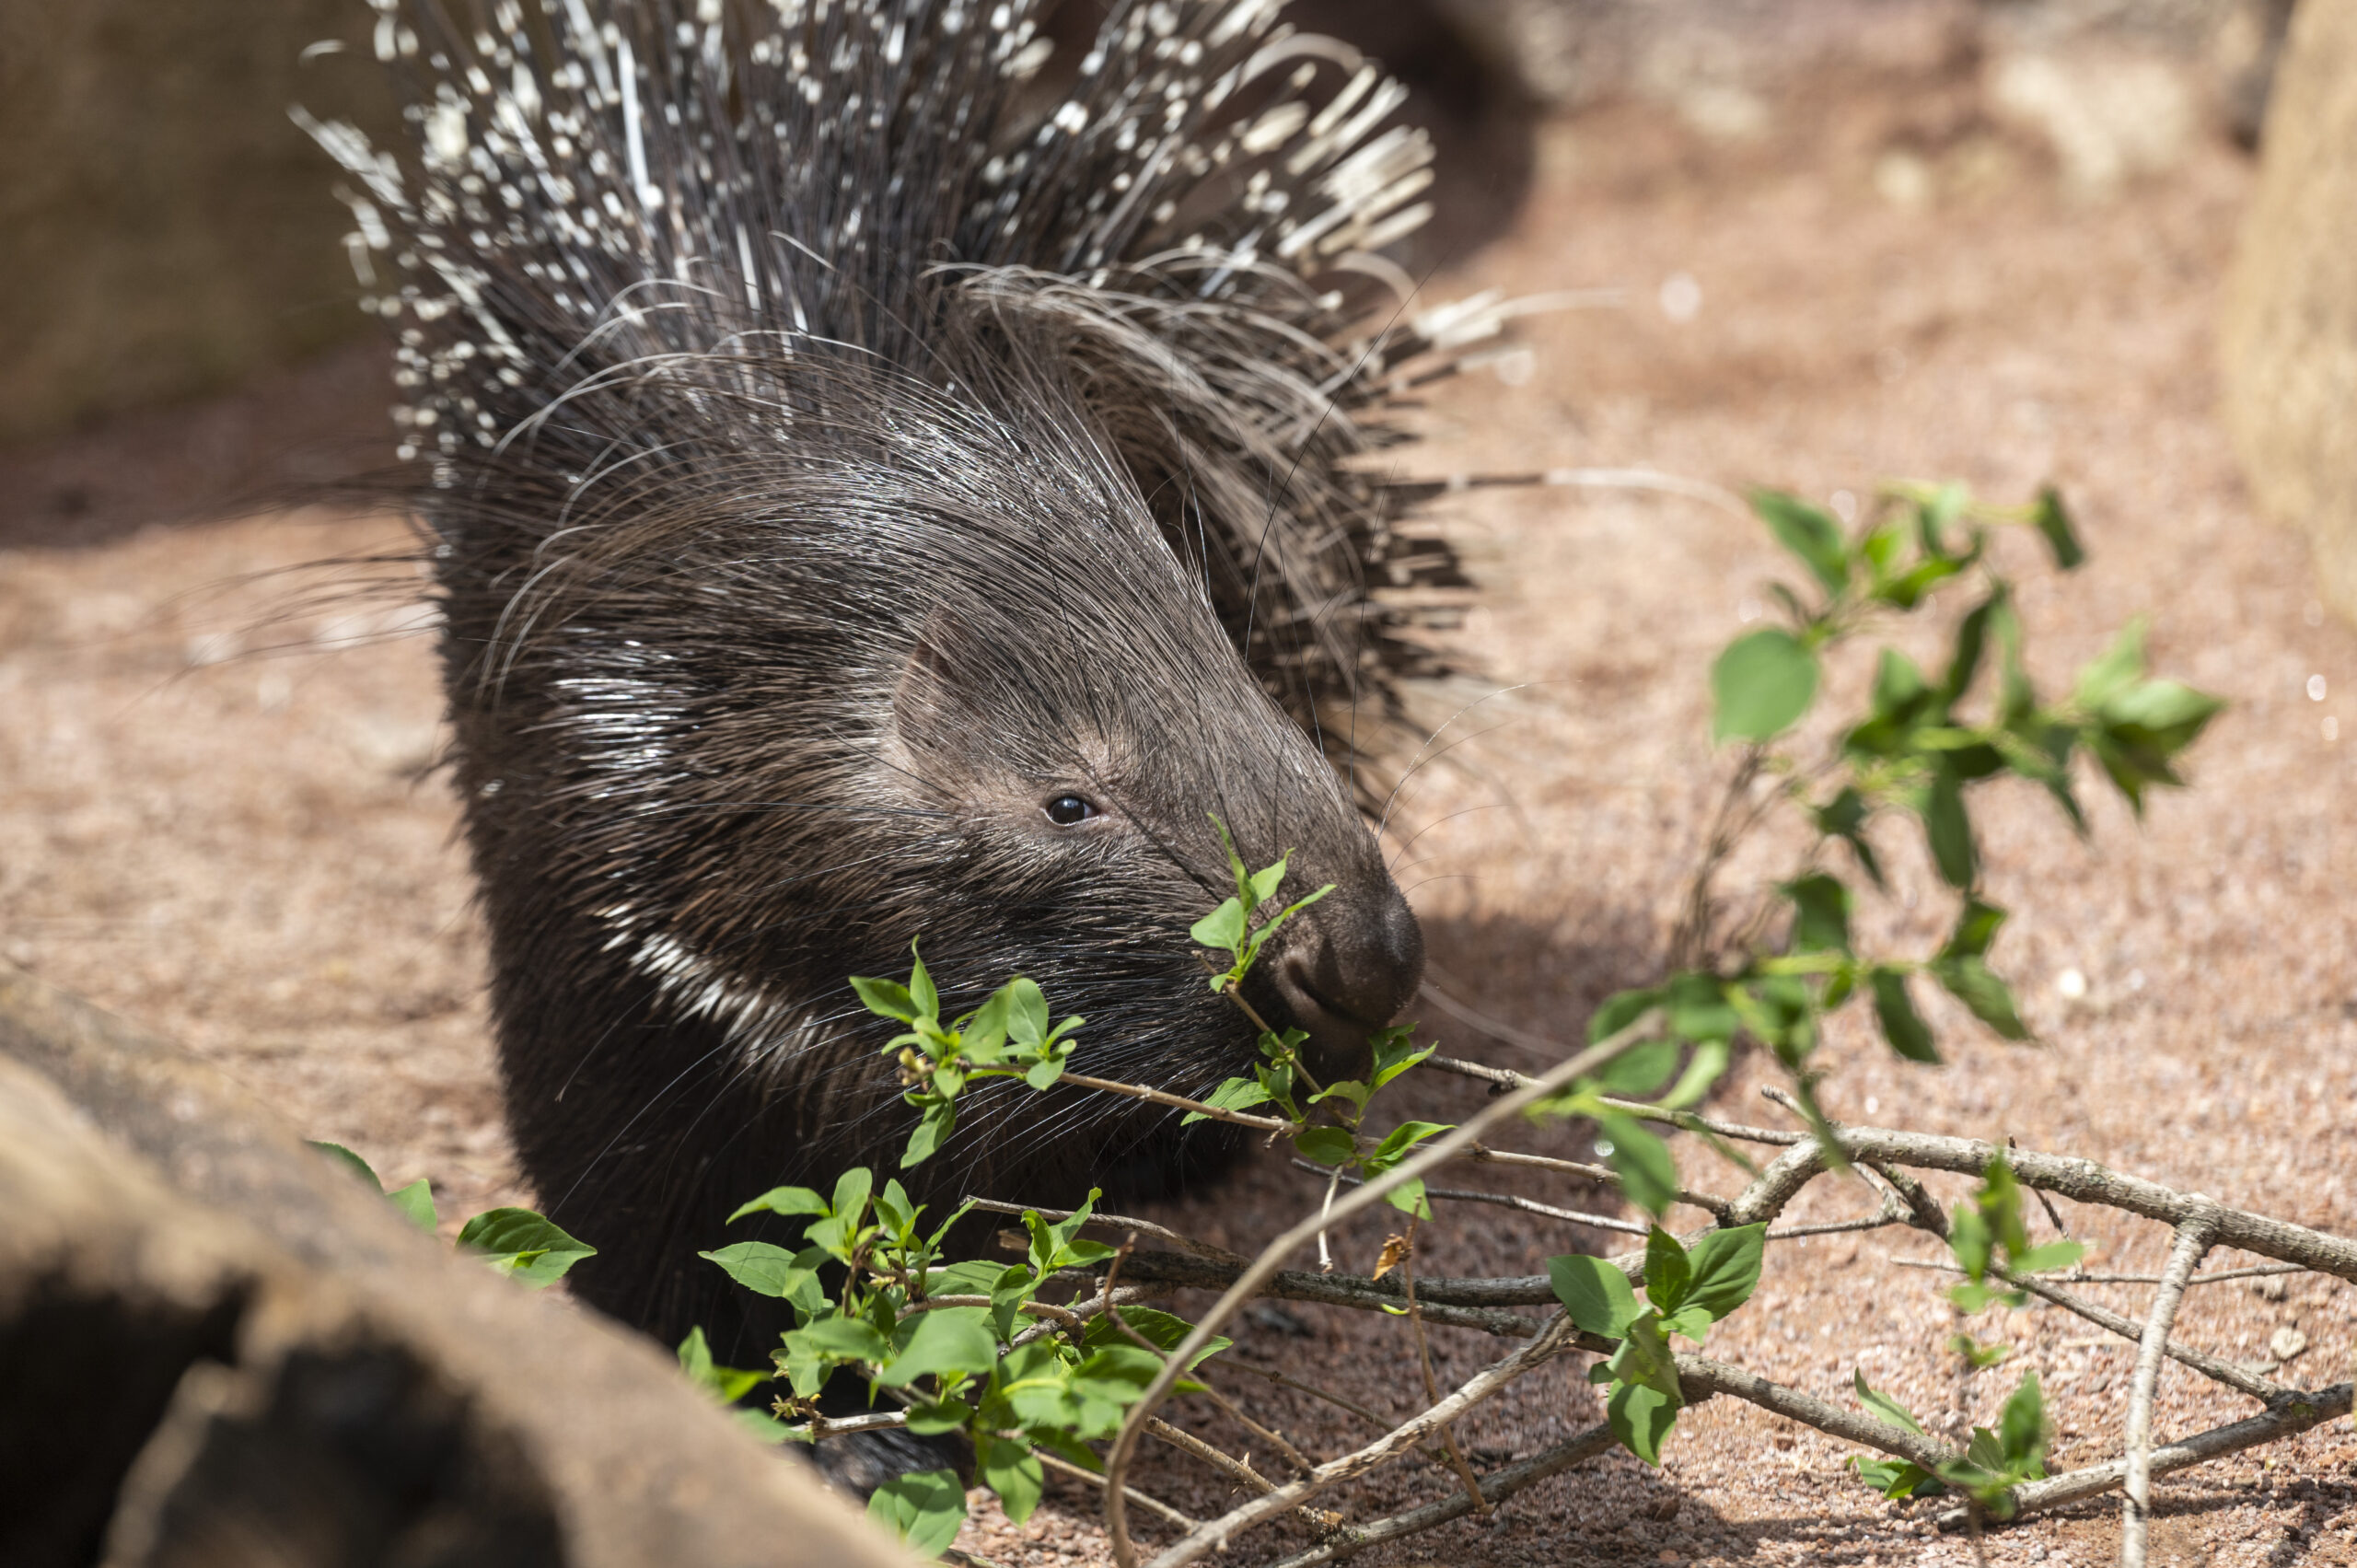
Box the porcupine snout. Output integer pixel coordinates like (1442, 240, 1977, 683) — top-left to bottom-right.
(1268, 875, 1425, 1067)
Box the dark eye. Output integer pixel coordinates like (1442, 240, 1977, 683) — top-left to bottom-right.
(1044, 794, 1098, 826)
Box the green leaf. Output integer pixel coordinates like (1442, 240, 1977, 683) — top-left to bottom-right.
(1933, 957, 2029, 1041)
(1849, 1455, 1943, 1499)
(1751, 490, 1850, 595)
(1813, 786, 1886, 889)
(1659, 1038, 1732, 1112)
(1997, 1370, 2048, 1469)
(851, 976, 919, 1024)
(1944, 594, 1999, 703)
(457, 1207, 597, 1286)
(1368, 1026, 1434, 1091)
(1181, 1075, 1273, 1126)
(878, 1307, 999, 1388)
(1587, 986, 1663, 1044)
(1853, 1368, 1927, 1434)
(386, 1178, 438, 1234)
(1606, 1314, 1684, 1400)
(1869, 968, 1939, 1063)
(1643, 1227, 1693, 1314)
(1207, 813, 1250, 901)
(1190, 897, 1248, 958)
(308, 1140, 382, 1191)
(902, 1099, 957, 1167)
(1942, 898, 2006, 959)
(1597, 1113, 1679, 1218)
(980, 1435, 1044, 1525)
(1782, 873, 1852, 955)
(1680, 1223, 1768, 1322)
(2074, 620, 2147, 710)
(699, 1240, 820, 1304)
(2033, 486, 2085, 571)
(906, 943, 938, 1021)
(830, 1167, 875, 1227)
(727, 1186, 831, 1224)
(1367, 1120, 1451, 1169)
(1663, 973, 1740, 1044)
(1922, 765, 1977, 889)
(866, 1468, 968, 1557)
(788, 1314, 893, 1365)
(1711, 628, 1820, 743)
(1384, 1177, 1432, 1220)
(1547, 1254, 1643, 1338)
(1658, 1305, 1713, 1343)
(676, 1328, 770, 1403)
(1246, 855, 1289, 908)
(1293, 1126, 1358, 1167)
(1948, 1332, 2011, 1370)
(1594, 1037, 1680, 1097)
(1608, 1378, 1680, 1467)
(2011, 1240, 2085, 1275)
(1082, 1307, 1230, 1372)
(1003, 977, 1051, 1048)
(1873, 648, 1932, 721)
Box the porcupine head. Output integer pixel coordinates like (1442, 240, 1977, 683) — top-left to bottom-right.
(301, 0, 1478, 1364)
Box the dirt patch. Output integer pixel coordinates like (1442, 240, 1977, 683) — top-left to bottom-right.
(6, 52, 2356, 1568)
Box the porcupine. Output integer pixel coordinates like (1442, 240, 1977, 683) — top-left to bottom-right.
(300, 0, 1503, 1479)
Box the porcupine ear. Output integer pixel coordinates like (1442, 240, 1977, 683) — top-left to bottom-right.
(889, 607, 989, 763)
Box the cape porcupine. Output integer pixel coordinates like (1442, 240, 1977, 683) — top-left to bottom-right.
(300, 0, 1505, 1466)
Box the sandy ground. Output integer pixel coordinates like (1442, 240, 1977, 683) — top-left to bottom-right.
(6, 43, 2356, 1568)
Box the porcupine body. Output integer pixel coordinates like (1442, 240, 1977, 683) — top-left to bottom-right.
(302, 0, 1493, 1449)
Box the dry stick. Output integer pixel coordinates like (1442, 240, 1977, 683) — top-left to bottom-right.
(962, 1196, 1254, 1267)
(1033, 1450, 1201, 1532)
(1290, 1157, 1652, 1237)
(1140, 1314, 1583, 1568)
(1100, 1009, 1668, 1568)
(1056, 1070, 1292, 1133)
(1883, 1258, 2287, 1403)
(1260, 1421, 1620, 1568)
(2122, 1208, 2220, 1568)
(1463, 1143, 1735, 1221)
(1706, 1122, 2357, 1283)
(1398, 1227, 1491, 1515)
(1144, 1416, 1280, 1497)
(1931, 1383, 2354, 1530)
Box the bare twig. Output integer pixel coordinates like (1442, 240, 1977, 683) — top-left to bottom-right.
(1144, 1416, 1279, 1496)
(1399, 1227, 1490, 1515)
(1462, 1143, 1735, 1221)
(1102, 1009, 1669, 1568)
(1034, 1450, 1201, 1532)
(1933, 1384, 2353, 1530)
(962, 1197, 1252, 1267)
(2123, 1208, 2220, 1567)
(1056, 1070, 1292, 1134)
(1290, 1157, 1650, 1237)
(1885, 1256, 2287, 1403)
(1261, 1421, 1620, 1567)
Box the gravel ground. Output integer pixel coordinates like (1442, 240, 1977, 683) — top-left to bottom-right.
(5, 44, 2354, 1568)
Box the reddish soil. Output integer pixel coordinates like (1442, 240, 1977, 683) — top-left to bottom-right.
(6, 45, 2355, 1568)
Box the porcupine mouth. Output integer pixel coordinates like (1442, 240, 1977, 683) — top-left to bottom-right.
(1271, 953, 1402, 1074)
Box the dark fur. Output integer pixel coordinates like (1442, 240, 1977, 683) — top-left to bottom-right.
(307, 0, 1470, 1367)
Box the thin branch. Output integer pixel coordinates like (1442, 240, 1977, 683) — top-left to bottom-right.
(2123, 1209, 2219, 1568)
(1463, 1143, 1736, 1221)
(1261, 1421, 1620, 1567)
(1103, 1009, 1670, 1568)
(962, 1197, 1252, 1267)
(1034, 1450, 1201, 1532)
(1399, 1227, 1490, 1515)
(1141, 1314, 1582, 1567)
(1933, 1384, 2353, 1530)
(1056, 1070, 1293, 1133)
(1144, 1416, 1279, 1496)
(1885, 1257, 2287, 1403)
(1291, 1157, 1650, 1237)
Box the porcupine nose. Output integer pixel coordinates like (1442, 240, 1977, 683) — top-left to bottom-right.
(1271, 878, 1425, 1066)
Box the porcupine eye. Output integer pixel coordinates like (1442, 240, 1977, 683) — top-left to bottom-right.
(1043, 794, 1098, 826)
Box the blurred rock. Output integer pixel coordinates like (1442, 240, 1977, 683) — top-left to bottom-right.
(1985, 45, 2199, 197)
(2220, 0, 2357, 630)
